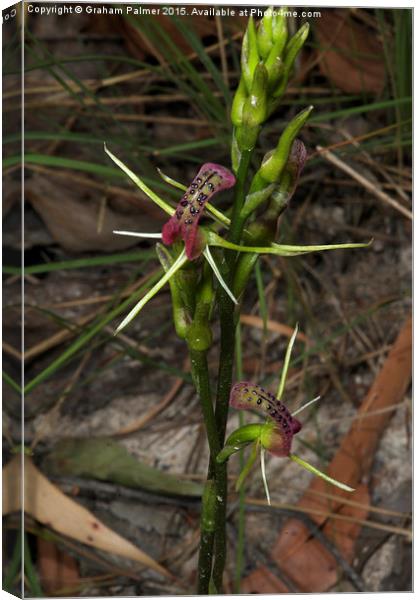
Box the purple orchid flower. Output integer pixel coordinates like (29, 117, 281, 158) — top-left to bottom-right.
(162, 163, 236, 260)
(230, 381, 302, 457)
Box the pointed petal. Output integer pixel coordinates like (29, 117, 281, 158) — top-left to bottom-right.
(113, 230, 163, 239)
(276, 323, 298, 401)
(289, 453, 355, 492)
(203, 246, 238, 305)
(115, 249, 187, 333)
(260, 447, 271, 505)
(104, 144, 174, 216)
(207, 231, 372, 256)
(157, 168, 188, 192)
(292, 395, 321, 417)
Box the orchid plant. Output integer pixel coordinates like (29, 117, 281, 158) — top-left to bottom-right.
(105, 7, 368, 594)
(217, 324, 354, 506)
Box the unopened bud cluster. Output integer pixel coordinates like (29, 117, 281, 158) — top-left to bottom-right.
(231, 8, 310, 154)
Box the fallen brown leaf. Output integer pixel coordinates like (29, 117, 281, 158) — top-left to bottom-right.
(314, 10, 386, 94)
(3, 455, 171, 579)
(27, 175, 163, 252)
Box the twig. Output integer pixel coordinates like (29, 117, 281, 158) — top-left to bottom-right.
(317, 146, 412, 220)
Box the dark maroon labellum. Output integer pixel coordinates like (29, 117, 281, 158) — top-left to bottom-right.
(229, 381, 302, 457)
(162, 163, 236, 260)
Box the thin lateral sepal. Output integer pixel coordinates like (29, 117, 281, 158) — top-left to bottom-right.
(157, 168, 188, 192)
(113, 230, 163, 239)
(203, 246, 238, 305)
(115, 248, 188, 334)
(276, 322, 298, 401)
(260, 447, 271, 506)
(289, 453, 355, 492)
(207, 231, 372, 256)
(292, 395, 321, 417)
(104, 144, 174, 216)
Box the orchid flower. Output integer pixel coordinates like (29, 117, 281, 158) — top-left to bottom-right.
(104, 145, 369, 334)
(216, 324, 354, 504)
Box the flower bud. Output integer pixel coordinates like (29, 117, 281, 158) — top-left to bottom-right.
(231, 78, 248, 127)
(242, 63, 268, 129)
(259, 105, 312, 183)
(271, 8, 288, 52)
(241, 17, 260, 92)
(256, 9, 273, 59)
(273, 22, 310, 100)
(265, 38, 284, 91)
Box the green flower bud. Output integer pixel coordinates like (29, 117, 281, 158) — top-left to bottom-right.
(231, 78, 248, 127)
(241, 17, 260, 92)
(259, 105, 313, 183)
(272, 22, 310, 100)
(242, 63, 268, 128)
(236, 124, 259, 151)
(265, 38, 285, 91)
(272, 8, 288, 52)
(256, 10, 273, 59)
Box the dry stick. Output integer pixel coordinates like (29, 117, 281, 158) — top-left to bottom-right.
(245, 498, 411, 539)
(23, 311, 99, 362)
(334, 124, 411, 204)
(110, 360, 188, 436)
(26, 165, 153, 207)
(240, 314, 310, 344)
(22, 271, 159, 362)
(284, 484, 411, 520)
(310, 121, 407, 160)
(317, 146, 413, 220)
(83, 113, 210, 126)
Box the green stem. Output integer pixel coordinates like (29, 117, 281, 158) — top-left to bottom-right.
(189, 349, 220, 462)
(211, 148, 254, 591)
(189, 349, 220, 594)
(197, 480, 217, 594)
(234, 324, 246, 593)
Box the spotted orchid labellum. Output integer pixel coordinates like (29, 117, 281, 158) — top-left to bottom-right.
(162, 163, 236, 260)
(217, 324, 355, 498)
(230, 381, 301, 457)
